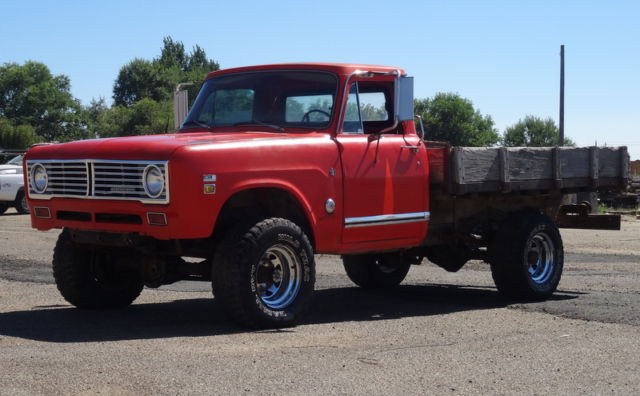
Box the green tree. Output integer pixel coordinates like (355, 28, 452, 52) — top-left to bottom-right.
(98, 98, 173, 137)
(414, 93, 499, 146)
(360, 103, 388, 121)
(157, 37, 187, 69)
(81, 98, 109, 138)
(503, 115, 574, 147)
(112, 59, 162, 106)
(0, 118, 41, 149)
(0, 61, 86, 142)
(113, 37, 219, 107)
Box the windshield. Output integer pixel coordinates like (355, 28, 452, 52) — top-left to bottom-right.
(7, 155, 22, 165)
(181, 70, 338, 131)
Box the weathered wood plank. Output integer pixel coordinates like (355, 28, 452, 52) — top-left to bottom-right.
(507, 148, 553, 181)
(499, 147, 511, 192)
(447, 146, 628, 195)
(456, 148, 500, 183)
(589, 146, 599, 187)
(552, 148, 562, 188)
(559, 147, 590, 178)
(620, 147, 630, 185)
(598, 147, 621, 178)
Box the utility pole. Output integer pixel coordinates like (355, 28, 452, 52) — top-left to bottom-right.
(559, 45, 565, 146)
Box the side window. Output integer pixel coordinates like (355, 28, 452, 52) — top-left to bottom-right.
(285, 94, 333, 123)
(198, 89, 254, 125)
(342, 83, 393, 134)
(342, 83, 363, 133)
(358, 92, 388, 121)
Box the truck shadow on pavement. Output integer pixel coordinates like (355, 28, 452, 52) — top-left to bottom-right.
(0, 284, 578, 343)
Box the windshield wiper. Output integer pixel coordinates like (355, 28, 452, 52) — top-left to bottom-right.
(233, 120, 285, 132)
(181, 120, 212, 129)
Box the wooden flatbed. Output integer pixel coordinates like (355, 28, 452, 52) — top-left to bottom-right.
(427, 143, 630, 196)
(424, 143, 630, 242)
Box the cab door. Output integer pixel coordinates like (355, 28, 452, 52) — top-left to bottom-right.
(336, 81, 428, 252)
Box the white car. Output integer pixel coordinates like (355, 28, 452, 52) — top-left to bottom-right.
(0, 155, 29, 214)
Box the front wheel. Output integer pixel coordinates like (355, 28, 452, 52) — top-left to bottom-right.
(0, 203, 8, 215)
(14, 190, 29, 214)
(489, 212, 564, 300)
(213, 218, 315, 328)
(52, 229, 144, 308)
(342, 253, 411, 289)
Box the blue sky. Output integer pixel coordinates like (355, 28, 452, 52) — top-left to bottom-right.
(1, 0, 639, 158)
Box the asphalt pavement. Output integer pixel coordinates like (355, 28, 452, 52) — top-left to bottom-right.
(0, 209, 638, 395)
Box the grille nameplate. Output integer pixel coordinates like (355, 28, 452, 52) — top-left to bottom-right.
(27, 160, 169, 204)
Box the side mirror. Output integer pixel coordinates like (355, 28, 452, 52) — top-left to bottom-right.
(414, 115, 425, 139)
(396, 76, 414, 122)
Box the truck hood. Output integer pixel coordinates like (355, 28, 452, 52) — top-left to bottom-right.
(25, 132, 291, 161)
(0, 164, 22, 171)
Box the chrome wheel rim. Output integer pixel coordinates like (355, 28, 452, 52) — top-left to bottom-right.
(526, 231, 555, 284)
(255, 244, 302, 309)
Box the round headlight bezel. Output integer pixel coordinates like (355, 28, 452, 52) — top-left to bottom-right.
(143, 164, 165, 199)
(30, 163, 48, 194)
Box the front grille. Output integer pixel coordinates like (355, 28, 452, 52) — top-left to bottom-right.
(32, 161, 89, 197)
(27, 160, 169, 204)
(93, 162, 167, 200)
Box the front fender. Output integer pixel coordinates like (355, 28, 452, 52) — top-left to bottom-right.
(167, 135, 344, 250)
(223, 178, 318, 228)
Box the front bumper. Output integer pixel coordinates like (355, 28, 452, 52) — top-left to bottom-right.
(28, 197, 213, 240)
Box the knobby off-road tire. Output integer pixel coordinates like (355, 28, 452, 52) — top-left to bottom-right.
(489, 212, 564, 300)
(14, 190, 29, 214)
(212, 218, 315, 329)
(342, 253, 411, 289)
(52, 229, 144, 309)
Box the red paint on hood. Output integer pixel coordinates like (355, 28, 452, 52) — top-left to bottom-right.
(25, 132, 289, 160)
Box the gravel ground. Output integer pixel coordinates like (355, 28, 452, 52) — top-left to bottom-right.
(0, 209, 639, 395)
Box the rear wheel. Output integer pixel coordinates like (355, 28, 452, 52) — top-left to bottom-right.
(489, 212, 564, 300)
(14, 190, 29, 214)
(213, 218, 315, 328)
(53, 229, 144, 308)
(342, 253, 411, 289)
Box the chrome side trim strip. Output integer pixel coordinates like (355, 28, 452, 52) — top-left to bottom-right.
(345, 211, 430, 228)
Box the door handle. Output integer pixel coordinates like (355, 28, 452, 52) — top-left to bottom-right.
(401, 145, 420, 153)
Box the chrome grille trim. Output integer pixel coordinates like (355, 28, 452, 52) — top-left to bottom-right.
(27, 161, 89, 197)
(26, 159, 170, 204)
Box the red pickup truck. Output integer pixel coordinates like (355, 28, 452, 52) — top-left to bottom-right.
(24, 63, 629, 328)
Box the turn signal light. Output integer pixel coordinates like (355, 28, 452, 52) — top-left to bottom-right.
(34, 207, 51, 219)
(147, 212, 167, 226)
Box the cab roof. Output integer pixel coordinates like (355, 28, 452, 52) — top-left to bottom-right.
(205, 63, 405, 79)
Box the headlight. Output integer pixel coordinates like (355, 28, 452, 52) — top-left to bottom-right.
(143, 165, 165, 198)
(30, 163, 48, 193)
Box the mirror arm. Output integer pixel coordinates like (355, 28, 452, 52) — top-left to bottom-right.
(379, 118, 399, 135)
(414, 115, 425, 139)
